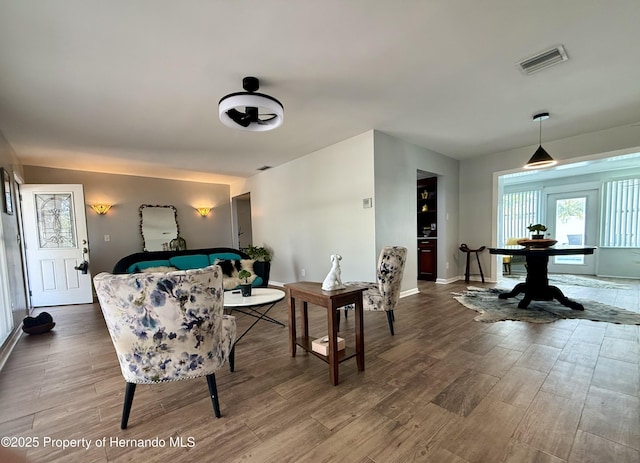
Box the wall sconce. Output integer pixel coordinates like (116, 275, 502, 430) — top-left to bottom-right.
(195, 207, 211, 217)
(90, 204, 112, 215)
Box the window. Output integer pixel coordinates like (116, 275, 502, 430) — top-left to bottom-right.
(502, 190, 542, 241)
(602, 177, 640, 247)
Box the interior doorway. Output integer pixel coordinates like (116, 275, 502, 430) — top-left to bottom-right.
(232, 192, 253, 249)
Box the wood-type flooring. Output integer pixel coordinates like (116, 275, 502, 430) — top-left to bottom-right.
(0, 278, 638, 462)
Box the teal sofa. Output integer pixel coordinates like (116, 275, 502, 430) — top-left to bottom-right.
(112, 247, 269, 289)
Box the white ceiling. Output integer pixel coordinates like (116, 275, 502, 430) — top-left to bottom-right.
(1, 1, 640, 184)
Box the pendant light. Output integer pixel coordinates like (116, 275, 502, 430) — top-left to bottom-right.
(524, 112, 557, 169)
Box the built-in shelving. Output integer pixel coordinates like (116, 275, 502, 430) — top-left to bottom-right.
(418, 177, 437, 281)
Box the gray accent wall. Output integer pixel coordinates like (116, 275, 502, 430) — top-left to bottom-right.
(23, 166, 233, 276)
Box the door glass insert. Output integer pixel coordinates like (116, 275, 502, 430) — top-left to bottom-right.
(554, 196, 585, 265)
(35, 193, 77, 248)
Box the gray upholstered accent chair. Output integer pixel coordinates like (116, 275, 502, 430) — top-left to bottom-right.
(94, 265, 236, 429)
(338, 246, 407, 335)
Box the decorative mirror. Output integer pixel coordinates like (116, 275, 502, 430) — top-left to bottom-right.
(139, 204, 179, 251)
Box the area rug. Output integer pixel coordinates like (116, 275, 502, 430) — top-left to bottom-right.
(502, 273, 631, 289)
(452, 287, 640, 325)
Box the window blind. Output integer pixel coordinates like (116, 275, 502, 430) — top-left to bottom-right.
(502, 190, 541, 242)
(602, 177, 640, 247)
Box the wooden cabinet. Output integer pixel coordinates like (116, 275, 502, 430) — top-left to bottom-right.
(417, 177, 437, 281)
(418, 240, 436, 280)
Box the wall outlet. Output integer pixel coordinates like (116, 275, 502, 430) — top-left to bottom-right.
(104, 234, 110, 242)
(301, 268, 306, 277)
(446, 261, 449, 270)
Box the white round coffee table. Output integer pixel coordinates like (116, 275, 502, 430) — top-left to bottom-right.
(224, 288, 286, 371)
(224, 288, 285, 309)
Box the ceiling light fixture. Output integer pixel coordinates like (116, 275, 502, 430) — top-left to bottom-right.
(219, 76, 284, 132)
(524, 112, 557, 169)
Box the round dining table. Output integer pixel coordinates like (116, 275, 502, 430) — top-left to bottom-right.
(488, 245, 596, 310)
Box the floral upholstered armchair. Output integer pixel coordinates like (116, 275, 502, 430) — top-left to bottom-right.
(339, 246, 407, 335)
(93, 265, 236, 429)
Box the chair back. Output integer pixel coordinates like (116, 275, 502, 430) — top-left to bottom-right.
(376, 246, 407, 311)
(94, 265, 234, 384)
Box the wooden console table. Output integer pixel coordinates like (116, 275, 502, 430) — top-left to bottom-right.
(285, 282, 365, 385)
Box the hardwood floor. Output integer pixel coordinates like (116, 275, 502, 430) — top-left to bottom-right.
(1, 278, 638, 462)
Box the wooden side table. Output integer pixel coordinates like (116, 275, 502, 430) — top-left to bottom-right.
(285, 282, 365, 385)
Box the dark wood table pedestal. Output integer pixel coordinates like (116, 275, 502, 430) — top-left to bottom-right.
(489, 246, 596, 311)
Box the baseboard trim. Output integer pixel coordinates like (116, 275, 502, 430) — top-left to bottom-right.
(0, 326, 23, 372)
(400, 288, 419, 298)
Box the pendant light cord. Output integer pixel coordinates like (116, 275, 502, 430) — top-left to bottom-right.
(539, 117, 542, 145)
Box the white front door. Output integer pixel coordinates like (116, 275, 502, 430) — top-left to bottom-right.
(546, 189, 598, 275)
(21, 184, 93, 306)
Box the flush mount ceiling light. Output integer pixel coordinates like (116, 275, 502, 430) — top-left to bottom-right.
(524, 112, 557, 169)
(219, 76, 284, 132)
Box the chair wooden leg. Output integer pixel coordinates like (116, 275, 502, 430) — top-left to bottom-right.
(121, 382, 136, 429)
(386, 310, 395, 336)
(206, 374, 221, 418)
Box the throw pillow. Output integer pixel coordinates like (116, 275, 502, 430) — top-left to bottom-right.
(127, 259, 172, 273)
(168, 254, 209, 270)
(240, 259, 255, 274)
(140, 266, 178, 273)
(209, 252, 242, 264)
(214, 259, 241, 277)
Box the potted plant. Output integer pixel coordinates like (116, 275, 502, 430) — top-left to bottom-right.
(243, 244, 272, 286)
(243, 245, 272, 262)
(238, 269, 252, 297)
(527, 223, 548, 240)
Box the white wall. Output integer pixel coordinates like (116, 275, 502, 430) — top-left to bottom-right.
(231, 130, 461, 291)
(231, 132, 377, 286)
(373, 131, 460, 285)
(0, 130, 28, 343)
(460, 124, 640, 280)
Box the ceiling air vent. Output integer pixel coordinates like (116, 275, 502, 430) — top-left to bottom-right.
(519, 45, 568, 75)
(257, 165, 272, 171)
